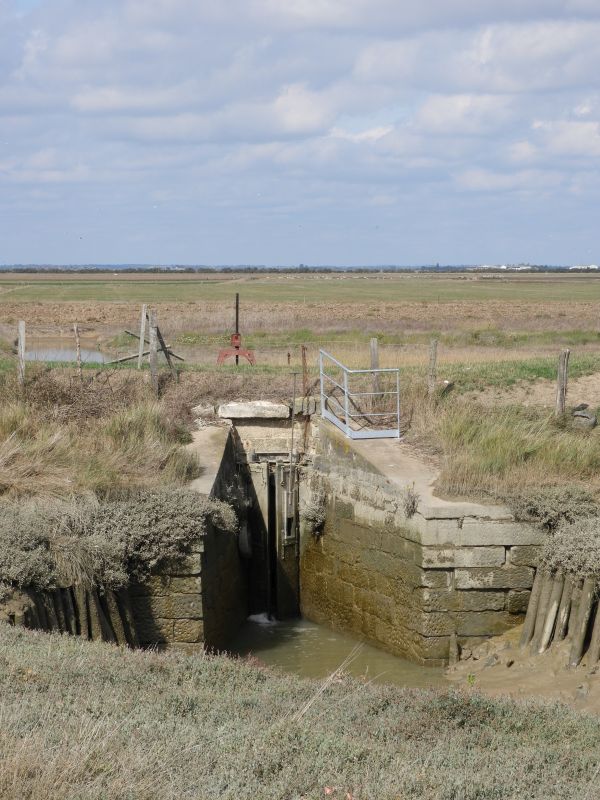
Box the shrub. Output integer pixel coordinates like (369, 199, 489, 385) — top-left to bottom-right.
(0, 490, 236, 598)
(90, 489, 237, 585)
(300, 486, 326, 535)
(508, 486, 598, 531)
(539, 517, 600, 578)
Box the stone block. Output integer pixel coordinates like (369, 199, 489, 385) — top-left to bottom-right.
(169, 553, 203, 576)
(174, 619, 205, 643)
(134, 616, 174, 644)
(507, 590, 530, 614)
(509, 546, 540, 567)
(418, 546, 505, 568)
(354, 587, 393, 623)
(167, 642, 204, 655)
(455, 565, 534, 590)
(408, 610, 515, 638)
(135, 575, 203, 595)
(414, 588, 505, 613)
(457, 520, 543, 547)
(218, 401, 290, 419)
(380, 531, 420, 560)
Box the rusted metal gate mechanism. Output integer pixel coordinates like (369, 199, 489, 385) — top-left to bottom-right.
(217, 293, 256, 366)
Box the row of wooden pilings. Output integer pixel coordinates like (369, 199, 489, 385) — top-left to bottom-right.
(13, 586, 139, 648)
(520, 570, 600, 668)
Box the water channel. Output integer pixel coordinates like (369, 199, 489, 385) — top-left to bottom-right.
(229, 616, 446, 689)
(24, 340, 108, 363)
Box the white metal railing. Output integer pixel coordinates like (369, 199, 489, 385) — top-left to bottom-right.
(319, 349, 400, 439)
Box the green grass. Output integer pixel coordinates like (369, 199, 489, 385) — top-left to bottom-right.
(442, 353, 600, 392)
(4, 273, 600, 304)
(172, 328, 600, 349)
(1, 623, 599, 799)
(432, 401, 600, 497)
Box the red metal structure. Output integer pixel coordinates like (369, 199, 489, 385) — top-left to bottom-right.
(217, 293, 256, 366)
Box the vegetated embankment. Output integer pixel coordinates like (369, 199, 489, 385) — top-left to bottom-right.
(1, 623, 600, 800)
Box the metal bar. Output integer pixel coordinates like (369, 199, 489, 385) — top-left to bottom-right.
(320, 349, 398, 374)
(396, 370, 401, 438)
(319, 349, 325, 415)
(343, 369, 350, 437)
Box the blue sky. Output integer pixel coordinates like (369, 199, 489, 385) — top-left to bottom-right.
(1, 0, 600, 266)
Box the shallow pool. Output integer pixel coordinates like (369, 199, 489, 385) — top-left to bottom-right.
(229, 616, 446, 688)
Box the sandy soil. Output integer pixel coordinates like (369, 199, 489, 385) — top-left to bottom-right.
(447, 626, 600, 713)
(470, 372, 600, 409)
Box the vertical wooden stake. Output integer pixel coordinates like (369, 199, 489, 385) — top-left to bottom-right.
(137, 304, 147, 370)
(148, 309, 158, 396)
(73, 323, 83, 383)
(17, 320, 26, 388)
(301, 345, 308, 397)
(555, 348, 570, 416)
(428, 338, 438, 399)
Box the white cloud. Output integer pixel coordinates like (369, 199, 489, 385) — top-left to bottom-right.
(413, 94, 515, 135)
(2, 0, 600, 264)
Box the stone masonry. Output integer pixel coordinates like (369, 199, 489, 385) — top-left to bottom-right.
(299, 422, 543, 666)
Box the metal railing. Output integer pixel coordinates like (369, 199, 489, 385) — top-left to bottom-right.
(319, 349, 400, 439)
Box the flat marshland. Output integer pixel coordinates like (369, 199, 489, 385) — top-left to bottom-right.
(2, 271, 600, 501)
(1, 624, 600, 800)
(2, 272, 600, 798)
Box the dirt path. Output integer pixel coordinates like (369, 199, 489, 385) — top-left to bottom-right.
(471, 372, 600, 409)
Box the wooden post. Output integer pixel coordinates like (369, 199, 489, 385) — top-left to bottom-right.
(73, 323, 83, 382)
(427, 338, 438, 399)
(17, 320, 26, 387)
(148, 309, 158, 396)
(137, 304, 147, 369)
(569, 576, 596, 667)
(555, 348, 570, 416)
(301, 345, 308, 396)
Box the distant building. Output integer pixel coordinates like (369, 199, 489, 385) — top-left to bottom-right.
(569, 264, 599, 270)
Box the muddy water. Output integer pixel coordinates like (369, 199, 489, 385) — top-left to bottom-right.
(230, 617, 446, 688)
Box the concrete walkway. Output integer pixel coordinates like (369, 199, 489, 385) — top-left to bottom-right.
(348, 435, 510, 519)
(186, 425, 230, 496)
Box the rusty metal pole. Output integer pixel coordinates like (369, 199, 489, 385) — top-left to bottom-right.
(288, 371, 299, 508)
(235, 293, 239, 366)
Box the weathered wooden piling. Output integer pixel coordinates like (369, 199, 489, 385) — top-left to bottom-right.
(569, 577, 596, 668)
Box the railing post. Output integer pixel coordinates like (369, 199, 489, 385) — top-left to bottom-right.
(396, 370, 401, 438)
(319, 350, 325, 415)
(343, 368, 350, 437)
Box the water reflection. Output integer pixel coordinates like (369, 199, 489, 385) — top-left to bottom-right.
(229, 617, 446, 689)
(25, 347, 107, 363)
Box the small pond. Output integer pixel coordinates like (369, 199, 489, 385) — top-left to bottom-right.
(229, 616, 446, 689)
(24, 345, 108, 364)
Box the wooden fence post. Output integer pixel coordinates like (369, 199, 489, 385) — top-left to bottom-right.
(17, 320, 26, 387)
(555, 348, 570, 416)
(137, 304, 147, 370)
(148, 310, 158, 396)
(73, 323, 83, 383)
(427, 338, 438, 399)
(301, 345, 308, 397)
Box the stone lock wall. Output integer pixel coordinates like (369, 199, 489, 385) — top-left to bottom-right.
(300, 444, 543, 666)
(129, 430, 247, 653)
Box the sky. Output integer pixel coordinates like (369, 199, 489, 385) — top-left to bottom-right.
(1, 1, 600, 266)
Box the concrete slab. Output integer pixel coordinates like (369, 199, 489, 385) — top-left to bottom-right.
(218, 400, 290, 419)
(186, 425, 230, 496)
